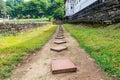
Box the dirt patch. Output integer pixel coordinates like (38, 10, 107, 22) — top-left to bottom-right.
(6, 25, 108, 80)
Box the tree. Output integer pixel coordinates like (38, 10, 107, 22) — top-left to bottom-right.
(24, 0, 42, 18)
(5, 0, 65, 19)
(0, 0, 6, 18)
(53, 7, 64, 19)
(50, 0, 54, 3)
(6, 0, 15, 18)
(46, 0, 64, 19)
(14, 0, 21, 3)
(52, 0, 64, 19)
(6, 0, 25, 18)
(14, 0, 24, 18)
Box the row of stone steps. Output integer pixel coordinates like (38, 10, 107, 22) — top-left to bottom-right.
(50, 25, 77, 74)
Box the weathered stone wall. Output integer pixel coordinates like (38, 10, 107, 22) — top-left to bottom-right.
(65, 0, 120, 24)
(0, 22, 52, 35)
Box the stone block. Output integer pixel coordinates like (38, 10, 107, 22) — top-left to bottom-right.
(52, 59, 77, 74)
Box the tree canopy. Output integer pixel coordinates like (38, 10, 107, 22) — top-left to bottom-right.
(0, 0, 6, 17)
(1, 0, 65, 19)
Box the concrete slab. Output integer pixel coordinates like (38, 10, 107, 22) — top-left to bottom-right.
(50, 46, 68, 52)
(52, 59, 77, 74)
(54, 40, 66, 44)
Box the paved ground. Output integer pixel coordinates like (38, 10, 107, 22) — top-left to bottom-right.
(7, 25, 107, 80)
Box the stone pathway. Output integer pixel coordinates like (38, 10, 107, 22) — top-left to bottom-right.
(7, 25, 107, 80)
(51, 26, 77, 74)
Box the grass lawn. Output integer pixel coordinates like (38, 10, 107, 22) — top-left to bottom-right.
(64, 24, 120, 79)
(0, 25, 57, 79)
(4, 19, 50, 23)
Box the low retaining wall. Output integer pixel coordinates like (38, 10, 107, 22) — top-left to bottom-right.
(0, 22, 52, 35)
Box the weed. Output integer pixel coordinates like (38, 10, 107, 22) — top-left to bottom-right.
(0, 25, 57, 79)
(64, 24, 120, 79)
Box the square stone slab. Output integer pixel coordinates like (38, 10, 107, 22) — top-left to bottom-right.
(52, 59, 77, 74)
(54, 40, 66, 44)
(50, 46, 68, 52)
(57, 35, 64, 37)
(57, 33, 63, 35)
(58, 31, 63, 33)
(58, 28, 63, 31)
(55, 36, 64, 39)
(57, 34, 64, 36)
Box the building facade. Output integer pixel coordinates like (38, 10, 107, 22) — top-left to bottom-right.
(64, 0, 120, 23)
(65, 0, 100, 16)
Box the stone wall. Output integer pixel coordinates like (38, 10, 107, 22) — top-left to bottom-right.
(0, 22, 52, 35)
(65, 0, 120, 24)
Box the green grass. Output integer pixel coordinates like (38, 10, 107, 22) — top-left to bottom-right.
(64, 24, 120, 79)
(0, 25, 57, 79)
(4, 18, 50, 23)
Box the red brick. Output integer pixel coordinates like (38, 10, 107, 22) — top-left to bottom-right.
(52, 59, 77, 74)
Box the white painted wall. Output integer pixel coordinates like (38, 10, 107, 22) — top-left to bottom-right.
(65, 0, 74, 16)
(65, 0, 97, 16)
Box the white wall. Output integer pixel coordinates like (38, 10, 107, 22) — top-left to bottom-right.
(65, 0, 97, 16)
(65, 0, 74, 16)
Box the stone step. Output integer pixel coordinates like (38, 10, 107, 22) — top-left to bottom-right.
(58, 31, 64, 33)
(52, 59, 77, 74)
(50, 46, 68, 52)
(58, 28, 63, 31)
(57, 33, 64, 35)
(57, 32, 64, 34)
(54, 40, 66, 44)
(55, 36, 64, 39)
(57, 35, 64, 37)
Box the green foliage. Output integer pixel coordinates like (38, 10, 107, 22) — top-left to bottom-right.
(64, 24, 120, 79)
(52, 0, 64, 19)
(53, 7, 64, 19)
(0, 0, 6, 17)
(0, 25, 57, 79)
(5, 0, 64, 19)
(6, 0, 14, 17)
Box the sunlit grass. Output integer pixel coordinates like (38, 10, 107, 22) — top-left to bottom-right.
(64, 24, 120, 79)
(0, 25, 57, 79)
(4, 18, 50, 23)
(0, 26, 51, 48)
